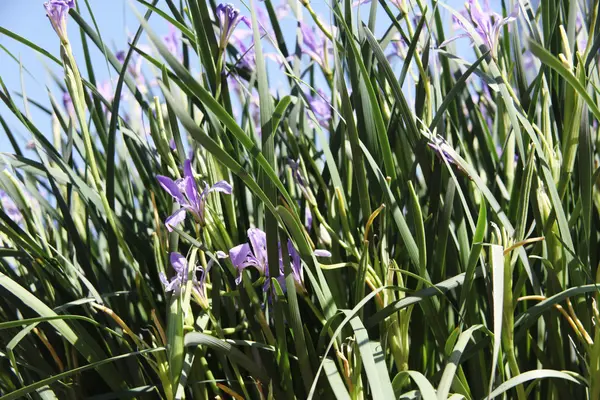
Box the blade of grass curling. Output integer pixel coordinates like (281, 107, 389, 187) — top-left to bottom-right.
(392, 371, 437, 399)
(437, 325, 484, 400)
(106, 10, 154, 199)
(133, 8, 297, 214)
(346, 313, 395, 399)
(486, 370, 581, 399)
(514, 284, 600, 339)
(0, 315, 104, 330)
(366, 269, 482, 328)
(488, 244, 505, 396)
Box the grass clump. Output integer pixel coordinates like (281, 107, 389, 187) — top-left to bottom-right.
(0, 0, 598, 398)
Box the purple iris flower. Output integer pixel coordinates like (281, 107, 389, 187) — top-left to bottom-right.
(216, 3, 247, 49)
(44, 0, 75, 41)
(229, 228, 331, 292)
(440, 0, 518, 58)
(300, 22, 329, 69)
(229, 228, 269, 284)
(287, 159, 306, 187)
(156, 159, 232, 231)
(286, 241, 331, 293)
(160, 252, 227, 306)
(306, 89, 332, 128)
(159, 252, 188, 293)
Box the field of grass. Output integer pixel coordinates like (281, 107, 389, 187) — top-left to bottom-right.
(0, 0, 599, 398)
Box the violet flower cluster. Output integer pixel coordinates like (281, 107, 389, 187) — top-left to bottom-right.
(230, 228, 331, 293)
(156, 159, 231, 301)
(157, 159, 232, 231)
(150, 3, 334, 306)
(216, 3, 247, 50)
(160, 251, 226, 307)
(299, 22, 330, 71)
(441, 0, 518, 58)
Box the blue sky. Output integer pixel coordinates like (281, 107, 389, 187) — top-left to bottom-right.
(0, 0, 172, 153)
(0, 0, 479, 154)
